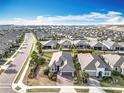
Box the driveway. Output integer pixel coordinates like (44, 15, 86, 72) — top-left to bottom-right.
(56, 75, 73, 86)
(88, 77, 106, 93)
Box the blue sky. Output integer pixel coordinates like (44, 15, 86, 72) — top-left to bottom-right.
(0, 0, 124, 25)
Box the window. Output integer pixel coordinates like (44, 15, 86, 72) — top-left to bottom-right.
(115, 67, 118, 71)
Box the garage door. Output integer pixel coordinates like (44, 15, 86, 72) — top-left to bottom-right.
(62, 72, 72, 76)
(87, 72, 96, 76)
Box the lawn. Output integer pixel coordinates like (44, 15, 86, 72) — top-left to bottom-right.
(100, 75, 124, 88)
(104, 90, 122, 93)
(0, 59, 6, 65)
(42, 52, 53, 63)
(27, 88, 60, 92)
(75, 88, 89, 93)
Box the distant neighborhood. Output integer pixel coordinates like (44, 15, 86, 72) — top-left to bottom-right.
(0, 25, 124, 93)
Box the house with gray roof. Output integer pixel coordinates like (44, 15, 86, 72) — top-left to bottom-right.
(49, 51, 75, 76)
(42, 40, 58, 49)
(73, 40, 90, 49)
(78, 53, 111, 77)
(103, 40, 124, 51)
(89, 41, 108, 50)
(0, 43, 10, 55)
(59, 39, 72, 49)
(102, 54, 124, 75)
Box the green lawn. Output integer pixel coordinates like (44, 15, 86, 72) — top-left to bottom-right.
(42, 52, 53, 63)
(0, 59, 6, 65)
(27, 88, 60, 92)
(75, 88, 89, 93)
(100, 76, 124, 87)
(104, 90, 122, 93)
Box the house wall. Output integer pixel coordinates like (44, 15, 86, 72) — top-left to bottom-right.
(122, 68, 124, 75)
(96, 68, 111, 77)
(96, 68, 105, 77)
(60, 71, 74, 77)
(104, 71, 111, 76)
(85, 70, 96, 76)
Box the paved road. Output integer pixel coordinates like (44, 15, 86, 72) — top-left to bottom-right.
(0, 33, 34, 93)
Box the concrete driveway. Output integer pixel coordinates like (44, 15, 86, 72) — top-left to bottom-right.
(88, 77, 106, 93)
(56, 75, 73, 86)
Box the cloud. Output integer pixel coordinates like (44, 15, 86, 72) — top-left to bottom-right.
(0, 11, 124, 25)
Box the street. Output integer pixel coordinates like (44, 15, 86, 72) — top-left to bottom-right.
(0, 33, 34, 93)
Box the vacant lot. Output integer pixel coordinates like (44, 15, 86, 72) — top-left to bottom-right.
(23, 52, 56, 86)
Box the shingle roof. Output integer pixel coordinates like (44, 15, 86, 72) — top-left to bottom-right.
(43, 40, 57, 46)
(78, 53, 111, 71)
(73, 40, 89, 46)
(102, 54, 124, 68)
(49, 51, 75, 72)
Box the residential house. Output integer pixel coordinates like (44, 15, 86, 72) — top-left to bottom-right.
(89, 41, 108, 50)
(78, 53, 111, 77)
(59, 39, 72, 48)
(42, 40, 58, 49)
(102, 54, 124, 75)
(73, 40, 90, 49)
(103, 40, 124, 51)
(49, 51, 75, 76)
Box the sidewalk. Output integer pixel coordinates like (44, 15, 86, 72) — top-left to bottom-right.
(0, 36, 26, 71)
(59, 88, 77, 93)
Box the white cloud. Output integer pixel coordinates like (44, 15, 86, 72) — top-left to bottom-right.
(0, 11, 124, 25)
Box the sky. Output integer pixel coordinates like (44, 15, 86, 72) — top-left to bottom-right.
(0, 0, 124, 25)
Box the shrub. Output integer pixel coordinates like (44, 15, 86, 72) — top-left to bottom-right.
(75, 62, 81, 70)
(28, 65, 38, 79)
(52, 75, 57, 81)
(48, 72, 54, 79)
(112, 70, 121, 76)
(43, 68, 49, 75)
(77, 50, 95, 53)
(48, 72, 57, 81)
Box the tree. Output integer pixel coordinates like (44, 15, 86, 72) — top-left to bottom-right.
(75, 62, 81, 70)
(35, 57, 45, 65)
(43, 68, 49, 75)
(31, 51, 38, 62)
(81, 71, 89, 78)
(72, 49, 78, 58)
(36, 42, 42, 53)
(80, 71, 89, 83)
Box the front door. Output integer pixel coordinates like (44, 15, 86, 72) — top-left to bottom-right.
(57, 66, 60, 71)
(98, 71, 102, 77)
